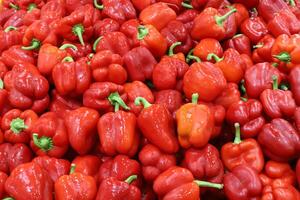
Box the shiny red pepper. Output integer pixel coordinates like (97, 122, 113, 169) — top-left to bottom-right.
(0, 171, 7, 198)
(0, 25, 24, 54)
(1, 45, 35, 69)
(119, 19, 140, 48)
(154, 89, 183, 116)
(252, 34, 275, 63)
(65, 0, 93, 14)
(289, 66, 300, 105)
(223, 34, 251, 56)
(94, 18, 120, 37)
(214, 83, 240, 109)
(40, 0, 66, 24)
(193, 38, 223, 62)
(71, 155, 101, 180)
(63, 42, 92, 61)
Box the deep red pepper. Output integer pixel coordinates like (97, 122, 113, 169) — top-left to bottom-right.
(4, 10, 26, 28)
(289, 66, 300, 105)
(72, 155, 101, 180)
(231, 3, 249, 26)
(93, 18, 120, 37)
(1, 45, 35, 69)
(176, 9, 199, 32)
(63, 41, 92, 61)
(0, 171, 7, 198)
(0, 25, 24, 54)
(223, 34, 251, 56)
(119, 19, 140, 48)
(22, 7, 40, 26)
(40, 0, 66, 24)
(154, 89, 183, 116)
(214, 83, 240, 109)
(252, 34, 275, 63)
(258, 0, 291, 22)
(65, 0, 93, 14)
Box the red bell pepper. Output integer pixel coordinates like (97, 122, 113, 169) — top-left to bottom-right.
(17, 0, 44, 9)
(214, 83, 240, 109)
(139, 144, 176, 182)
(155, 89, 183, 116)
(289, 66, 300, 105)
(94, 18, 120, 38)
(52, 56, 91, 96)
(65, 0, 93, 14)
(193, 38, 223, 62)
(63, 41, 92, 61)
(98, 155, 141, 187)
(191, 7, 237, 41)
(252, 34, 275, 63)
(224, 34, 251, 56)
(131, 0, 154, 12)
(139, 2, 176, 31)
(119, 19, 140, 48)
(183, 62, 227, 102)
(221, 123, 265, 172)
(5, 162, 53, 200)
(0, 171, 7, 198)
(295, 107, 300, 132)
(231, 3, 249, 26)
(23, 7, 41, 26)
(258, 118, 300, 162)
(124, 81, 154, 115)
(135, 97, 179, 154)
(30, 112, 69, 158)
(55, 164, 97, 200)
(153, 166, 223, 199)
(1, 45, 35, 69)
(0, 9, 16, 27)
(64, 107, 99, 155)
(182, 144, 224, 184)
(244, 62, 282, 98)
(1, 109, 38, 144)
(123, 46, 157, 82)
(96, 175, 141, 200)
(90, 50, 127, 84)
(72, 155, 101, 179)
(33, 156, 71, 182)
(3, 10, 26, 28)
(224, 165, 262, 199)
(0, 25, 24, 54)
(4, 63, 50, 113)
(176, 9, 199, 32)
(231, 0, 258, 9)
(40, 0, 66, 24)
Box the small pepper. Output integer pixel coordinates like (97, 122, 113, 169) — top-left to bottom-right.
(252, 34, 275, 63)
(72, 155, 101, 180)
(224, 34, 252, 56)
(289, 66, 300, 105)
(0, 25, 24, 54)
(193, 38, 223, 62)
(221, 123, 265, 172)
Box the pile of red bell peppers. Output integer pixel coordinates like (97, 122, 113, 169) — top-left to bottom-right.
(1, 0, 300, 199)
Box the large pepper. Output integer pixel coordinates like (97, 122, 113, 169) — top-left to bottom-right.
(90, 50, 127, 84)
(0, 143, 32, 174)
(193, 38, 223, 62)
(119, 19, 140, 48)
(226, 99, 265, 138)
(182, 144, 224, 184)
(139, 144, 176, 182)
(64, 107, 99, 155)
(135, 97, 179, 154)
(96, 175, 141, 200)
(258, 118, 300, 162)
(252, 34, 275, 63)
(94, 18, 120, 38)
(55, 4, 99, 45)
(289, 66, 300, 105)
(30, 112, 69, 158)
(83, 82, 127, 112)
(33, 156, 71, 182)
(5, 162, 53, 200)
(152, 55, 189, 91)
(258, 0, 290, 22)
(1, 45, 35, 69)
(260, 75, 296, 118)
(71, 155, 101, 180)
(52, 56, 91, 96)
(153, 166, 223, 199)
(123, 46, 157, 82)
(221, 123, 264, 172)
(175, 93, 214, 148)
(191, 7, 237, 41)
(1, 109, 38, 144)
(3, 10, 26, 28)
(224, 34, 251, 56)
(214, 83, 240, 109)
(98, 93, 139, 157)
(98, 155, 141, 187)
(0, 25, 24, 54)
(40, 0, 66, 24)
(55, 164, 97, 200)
(224, 165, 262, 200)
(244, 62, 282, 98)
(183, 62, 227, 102)
(137, 24, 168, 58)
(4, 63, 50, 113)
(139, 2, 176, 31)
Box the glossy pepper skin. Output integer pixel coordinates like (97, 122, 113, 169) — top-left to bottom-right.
(90, 50, 127, 85)
(183, 62, 227, 102)
(155, 89, 183, 116)
(226, 99, 265, 138)
(64, 107, 99, 155)
(191, 7, 237, 41)
(258, 0, 290, 22)
(96, 175, 141, 200)
(252, 34, 275, 63)
(289, 66, 300, 105)
(193, 38, 223, 62)
(1, 109, 38, 144)
(214, 83, 240, 109)
(182, 144, 224, 184)
(0, 25, 24, 54)
(123, 46, 157, 82)
(139, 144, 176, 182)
(64, 42, 92, 60)
(0, 171, 7, 198)
(119, 19, 140, 48)
(244, 62, 282, 98)
(176, 94, 214, 148)
(1, 45, 35, 69)
(135, 97, 179, 154)
(40, 0, 66, 24)
(94, 18, 120, 37)
(224, 34, 251, 56)
(224, 165, 262, 200)
(5, 162, 53, 200)
(72, 155, 101, 179)
(55, 164, 97, 200)
(258, 118, 300, 162)
(52, 56, 91, 96)
(4, 63, 50, 113)
(221, 123, 264, 172)
(30, 112, 69, 158)
(33, 156, 71, 182)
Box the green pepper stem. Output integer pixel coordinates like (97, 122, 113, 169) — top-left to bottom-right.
(186, 48, 201, 63)
(289, 0, 296, 6)
(9, 3, 19, 10)
(93, 36, 103, 52)
(187, 55, 201, 63)
(62, 56, 74, 62)
(194, 180, 224, 189)
(124, 175, 138, 184)
(137, 25, 149, 40)
(72, 24, 85, 46)
(27, 3, 36, 12)
(94, 0, 104, 9)
(191, 93, 199, 104)
(59, 44, 78, 51)
(207, 53, 223, 62)
(215, 8, 237, 26)
(273, 52, 291, 63)
(233, 34, 242, 39)
(253, 43, 264, 49)
(10, 118, 28, 134)
(272, 63, 279, 67)
(145, 80, 154, 89)
(240, 79, 246, 95)
(2, 197, 15, 200)
(4, 26, 17, 33)
(108, 92, 130, 112)
(21, 39, 41, 50)
(134, 97, 152, 108)
(240, 97, 248, 102)
(181, 2, 193, 9)
(70, 163, 76, 174)
(234, 123, 242, 144)
(32, 133, 54, 152)
(168, 42, 182, 56)
(280, 84, 289, 91)
(272, 75, 278, 90)
(0, 79, 3, 89)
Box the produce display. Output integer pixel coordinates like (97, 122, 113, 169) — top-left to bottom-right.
(0, 0, 300, 199)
